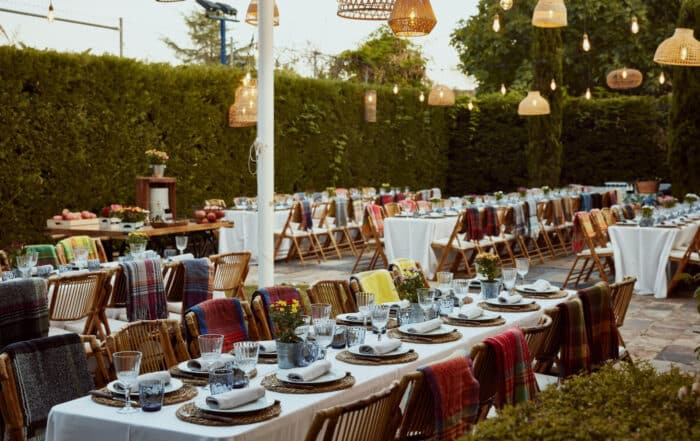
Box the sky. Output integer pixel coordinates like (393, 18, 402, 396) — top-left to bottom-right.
(0, 0, 479, 89)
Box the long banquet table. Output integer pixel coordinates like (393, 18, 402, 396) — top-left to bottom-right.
(46, 293, 572, 441)
(384, 216, 457, 279)
(218, 209, 291, 262)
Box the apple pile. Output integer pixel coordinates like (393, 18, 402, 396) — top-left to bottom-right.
(52, 208, 97, 221)
(194, 205, 226, 224)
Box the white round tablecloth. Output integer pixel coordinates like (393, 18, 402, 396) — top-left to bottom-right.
(219, 209, 291, 262)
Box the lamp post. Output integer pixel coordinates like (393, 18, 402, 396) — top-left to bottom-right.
(194, 0, 238, 65)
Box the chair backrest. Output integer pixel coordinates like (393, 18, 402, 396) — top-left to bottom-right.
(23, 244, 60, 268)
(469, 343, 499, 421)
(162, 261, 185, 302)
(350, 269, 400, 304)
(210, 252, 251, 298)
(609, 276, 636, 328)
(106, 319, 189, 373)
(307, 280, 357, 318)
(396, 372, 434, 440)
(531, 307, 562, 374)
(251, 296, 273, 340)
(120, 258, 168, 321)
(520, 313, 554, 366)
(589, 209, 610, 246)
(387, 259, 430, 289)
(0, 279, 49, 351)
(304, 381, 403, 441)
(601, 207, 616, 226)
(383, 203, 400, 218)
(55, 236, 105, 264)
(47, 272, 105, 334)
(363, 204, 385, 238)
(184, 298, 250, 356)
(250, 286, 304, 338)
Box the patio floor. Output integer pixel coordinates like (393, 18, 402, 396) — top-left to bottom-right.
(245, 253, 700, 372)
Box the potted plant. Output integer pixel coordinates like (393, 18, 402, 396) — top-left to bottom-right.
(684, 193, 699, 206)
(475, 252, 501, 299)
(269, 299, 306, 369)
(145, 149, 169, 178)
(659, 195, 678, 209)
(127, 232, 148, 258)
(636, 177, 660, 195)
(393, 268, 424, 304)
(517, 186, 528, 198)
(494, 191, 504, 202)
(541, 185, 551, 196)
(430, 197, 442, 211)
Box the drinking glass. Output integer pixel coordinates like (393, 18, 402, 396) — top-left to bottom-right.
(27, 251, 38, 274)
(417, 288, 436, 321)
(294, 315, 311, 341)
(346, 327, 366, 347)
(370, 304, 390, 341)
(515, 258, 530, 284)
(163, 249, 177, 260)
(313, 319, 335, 358)
(209, 368, 235, 395)
(453, 279, 470, 307)
(502, 268, 518, 294)
(436, 271, 453, 293)
(74, 246, 89, 269)
(139, 379, 164, 412)
(113, 351, 142, 414)
(438, 297, 454, 316)
(198, 334, 224, 370)
(175, 236, 188, 255)
(233, 341, 259, 384)
(355, 292, 375, 326)
(15, 254, 31, 279)
(310, 303, 332, 325)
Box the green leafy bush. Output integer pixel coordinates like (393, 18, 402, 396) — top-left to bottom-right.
(462, 363, 700, 441)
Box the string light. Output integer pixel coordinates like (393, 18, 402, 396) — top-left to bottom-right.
(582, 33, 591, 52)
(419, 91, 425, 102)
(631, 16, 639, 34)
(550, 78, 557, 91)
(681, 46, 688, 61)
(393, 84, 399, 94)
(500, 83, 507, 95)
(48, 0, 55, 22)
(659, 71, 666, 85)
(468, 101, 474, 111)
(500, 0, 513, 11)
(492, 14, 501, 32)
(585, 88, 592, 100)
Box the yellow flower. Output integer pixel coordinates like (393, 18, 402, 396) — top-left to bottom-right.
(291, 305, 298, 313)
(277, 300, 287, 307)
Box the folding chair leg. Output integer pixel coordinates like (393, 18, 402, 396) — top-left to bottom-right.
(352, 244, 369, 273)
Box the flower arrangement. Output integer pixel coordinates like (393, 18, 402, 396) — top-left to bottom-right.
(393, 268, 424, 303)
(475, 252, 500, 281)
(127, 232, 148, 246)
(269, 299, 305, 343)
(381, 182, 391, 190)
(542, 185, 551, 195)
(641, 206, 654, 218)
(517, 186, 528, 198)
(110, 206, 147, 223)
(145, 149, 169, 165)
(101, 204, 122, 218)
(325, 186, 336, 194)
(494, 191, 504, 201)
(659, 195, 678, 209)
(430, 197, 441, 204)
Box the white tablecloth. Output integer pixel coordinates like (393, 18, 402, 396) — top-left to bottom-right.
(219, 209, 291, 262)
(46, 294, 571, 441)
(384, 216, 457, 279)
(609, 222, 699, 298)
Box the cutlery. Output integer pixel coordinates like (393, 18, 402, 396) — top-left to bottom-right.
(89, 390, 130, 404)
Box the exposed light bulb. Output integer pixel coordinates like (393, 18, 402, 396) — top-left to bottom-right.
(550, 78, 557, 91)
(582, 33, 591, 52)
(468, 101, 474, 111)
(48, 1, 54, 22)
(500, 0, 513, 11)
(500, 83, 507, 95)
(631, 16, 639, 34)
(548, 9, 553, 18)
(622, 67, 628, 79)
(681, 46, 688, 61)
(419, 91, 425, 102)
(585, 88, 592, 100)
(439, 90, 444, 98)
(492, 14, 501, 32)
(659, 71, 666, 85)
(392, 84, 399, 94)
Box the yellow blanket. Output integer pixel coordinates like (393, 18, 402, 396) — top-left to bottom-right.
(58, 236, 98, 262)
(391, 258, 416, 275)
(355, 269, 400, 304)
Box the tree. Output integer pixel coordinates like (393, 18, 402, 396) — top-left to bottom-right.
(328, 26, 428, 87)
(451, 0, 681, 95)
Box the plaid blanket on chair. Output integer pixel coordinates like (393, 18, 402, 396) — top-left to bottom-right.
(460, 208, 483, 241)
(58, 236, 98, 262)
(399, 199, 417, 213)
(591, 193, 603, 209)
(5, 334, 93, 433)
(182, 258, 213, 313)
(526, 200, 540, 239)
(512, 203, 527, 237)
(0, 279, 48, 351)
(580, 193, 592, 212)
(299, 200, 313, 231)
(590, 209, 608, 233)
(609, 190, 618, 206)
(557, 297, 592, 377)
(366, 204, 384, 234)
(24, 245, 59, 268)
(189, 298, 248, 353)
(622, 204, 636, 220)
(394, 192, 405, 202)
(579, 283, 619, 367)
(253, 286, 302, 338)
(572, 212, 593, 253)
(561, 197, 573, 222)
(352, 199, 364, 225)
(418, 355, 480, 441)
(483, 206, 500, 237)
(378, 194, 394, 206)
(484, 327, 538, 408)
(334, 197, 349, 227)
(121, 258, 168, 321)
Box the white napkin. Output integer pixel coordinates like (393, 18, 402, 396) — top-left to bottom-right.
(358, 338, 402, 355)
(257, 340, 276, 353)
(383, 299, 411, 309)
(114, 370, 171, 393)
(186, 353, 236, 372)
(406, 318, 443, 334)
(171, 253, 195, 261)
(205, 386, 265, 410)
(497, 293, 523, 304)
(285, 360, 331, 382)
(531, 280, 552, 291)
(457, 305, 483, 320)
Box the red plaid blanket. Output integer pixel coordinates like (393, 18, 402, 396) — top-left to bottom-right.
(460, 208, 483, 241)
(253, 286, 302, 338)
(578, 283, 619, 367)
(366, 204, 384, 233)
(485, 327, 538, 408)
(378, 194, 394, 206)
(418, 355, 479, 441)
(190, 299, 248, 353)
(557, 297, 591, 377)
(394, 192, 405, 202)
(483, 206, 500, 237)
(182, 258, 213, 314)
(121, 258, 168, 321)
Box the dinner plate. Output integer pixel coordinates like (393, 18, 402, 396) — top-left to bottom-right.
(347, 345, 411, 358)
(447, 311, 501, 322)
(194, 396, 275, 414)
(276, 368, 346, 385)
(515, 284, 559, 294)
(484, 298, 536, 307)
(107, 378, 183, 396)
(336, 313, 369, 324)
(398, 324, 456, 336)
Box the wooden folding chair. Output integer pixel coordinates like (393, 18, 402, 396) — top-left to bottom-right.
(325, 198, 358, 257)
(311, 201, 343, 260)
(518, 202, 546, 264)
(209, 252, 251, 300)
(47, 271, 108, 340)
(668, 226, 700, 295)
(609, 276, 636, 355)
(469, 343, 499, 421)
(563, 212, 614, 288)
(387, 258, 431, 288)
(304, 381, 403, 441)
(55, 237, 108, 264)
(482, 206, 516, 267)
(183, 299, 258, 357)
(530, 307, 563, 376)
(383, 202, 400, 217)
(351, 204, 388, 272)
(589, 209, 612, 247)
(497, 206, 528, 260)
(274, 201, 323, 265)
(520, 312, 559, 390)
(537, 200, 567, 258)
(162, 260, 185, 316)
(106, 319, 189, 372)
(431, 211, 476, 278)
(307, 280, 357, 318)
(251, 296, 273, 340)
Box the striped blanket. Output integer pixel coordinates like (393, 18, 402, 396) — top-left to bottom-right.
(182, 258, 213, 313)
(253, 286, 302, 338)
(418, 355, 480, 441)
(5, 334, 93, 432)
(352, 199, 364, 225)
(608, 190, 618, 206)
(552, 199, 565, 225)
(189, 298, 248, 353)
(526, 200, 540, 239)
(512, 203, 527, 237)
(579, 283, 619, 367)
(572, 212, 594, 253)
(0, 278, 48, 351)
(484, 327, 538, 408)
(399, 199, 417, 213)
(460, 208, 483, 241)
(334, 197, 349, 227)
(24, 244, 59, 268)
(561, 196, 572, 222)
(299, 200, 313, 231)
(557, 297, 592, 377)
(58, 236, 98, 262)
(483, 206, 500, 237)
(591, 193, 603, 209)
(365, 204, 384, 234)
(121, 258, 168, 321)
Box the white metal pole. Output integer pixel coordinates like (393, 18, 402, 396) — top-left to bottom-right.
(257, 0, 275, 287)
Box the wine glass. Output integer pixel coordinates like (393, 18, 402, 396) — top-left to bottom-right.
(515, 258, 530, 284)
(355, 292, 374, 326)
(436, 271, 453, 294)
(175, 236, 188, 255)
(453, 279, 470, 307)
(113, 351, 142, 414)
(294, 315, 311, 340)
(502, 268, 518, 295)
(310, 303, 332, 325)
(313, 319, 335, 359)
(15, 254, 31, 279)
(74, 246, 89, 269)
(233, 341, 258, 385)
(198, 334, 223, 371)
(369, 304, 390, 341)
(27, 251, 38, 275)
(417, 288, 436, 321)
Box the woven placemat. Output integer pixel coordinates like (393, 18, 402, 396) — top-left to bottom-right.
(261, 372, 355, 394)
(335, 349, 418, 366)
(170, 368, 258, 385)
(443, 317, 506, 327)
(91, 384, 198, 408)
(176, 401, 281, 426)
(387, 328, 462, 344)
(517, 290, 568, 300)
(478, 302, 542, 313)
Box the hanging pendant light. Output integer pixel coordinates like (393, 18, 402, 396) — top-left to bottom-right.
(659, 71, 666, 85)
(428, 85, 455, 106)
(467, 101, 474, 111)
(500, 0, 513, 11)
(630, 16, 639, 34)
(582, 33, 591, 52)
(654, 28, 700, 66)
(337, 0, 397, 21)
(492, 14, 501, 32)
(606, 68, 643, 90)
(388, 0, 437, 37)
(48, 0, 55, 22)
(392, 84, 399, 94)
(500, 83, 507, 95)
(550, 78, 557, 91)
(585, 88, 592, 100)
(245, 0, 280, 27)
(532, 0, 567, 28)
(365, 90, 377, 122)
(419, 91, 425, 102)
(518, 91, 550, 116)
(229, 74, 258, 128)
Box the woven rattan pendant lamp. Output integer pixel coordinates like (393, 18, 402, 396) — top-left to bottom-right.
(428, 85, 455, 106)
(245, 0, 280, 26)
(229, 75, 258, 128)
(654, 28, 700, 66)
(388, 0, 437, 37)
(606, 68, 643, 90)
(518, 91, 550, 116)
(532, 0, 567, 28)
(337, 0, 397, 20)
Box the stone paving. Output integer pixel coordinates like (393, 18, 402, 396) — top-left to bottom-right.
(246, 253, 700, 372)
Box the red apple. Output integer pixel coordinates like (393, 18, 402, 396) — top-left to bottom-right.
(194, 210, 206, 220)
(52, 215, 63, 221)
(206, 212, 217, 222)
(215, 210, 225, 219)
